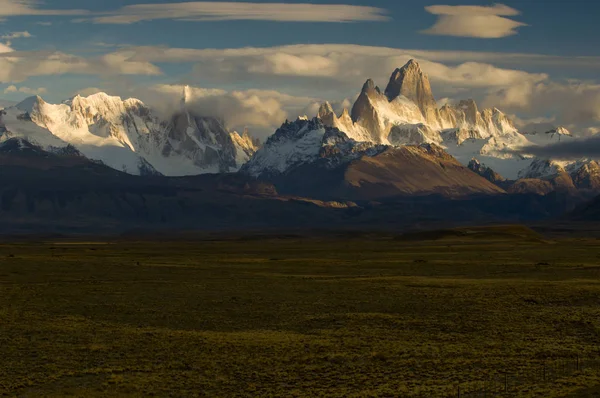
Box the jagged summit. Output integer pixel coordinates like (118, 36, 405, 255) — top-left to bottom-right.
(384, 60, 424, 99)
(360, 78, 380, 95)
(384, 59, 438, 122)
(317, 102, 335, 119)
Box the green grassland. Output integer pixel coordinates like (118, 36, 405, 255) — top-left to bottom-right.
(1, 226, 600, 397)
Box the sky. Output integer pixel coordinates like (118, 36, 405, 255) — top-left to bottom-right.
(0, 0, 599, 138)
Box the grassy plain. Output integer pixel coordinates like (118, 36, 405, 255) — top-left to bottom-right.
(1, 226, 600, 397)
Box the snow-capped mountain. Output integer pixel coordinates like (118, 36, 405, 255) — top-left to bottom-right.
(0, 90, 257, 176)
(241, 116, 504, 199)
(316, 59, 587, 180)
(242, 117, 386, 178)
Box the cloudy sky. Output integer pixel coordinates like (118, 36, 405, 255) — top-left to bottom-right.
(0, 0, 598, 138)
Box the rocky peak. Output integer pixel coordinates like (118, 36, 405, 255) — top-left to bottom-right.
(317, 102, 335, 119)
(383, 60, 440, 128)
(384, 60, 437, 110)
(360, 79, 381, 96)
(457, 99, 480, 125)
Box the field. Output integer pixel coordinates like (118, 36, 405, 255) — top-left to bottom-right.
(1, 226, 600, 397)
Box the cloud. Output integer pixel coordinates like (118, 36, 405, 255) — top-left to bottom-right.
(515, 135, 600, 160)
(0, 41, 596, 137)
(0, 0, 87, 18)
(422, 4, 527, 38)
(0, 31, 32, 40)
(145, 84, 320, 139)
(76, 2, 389, 24)
(3, 84, 46, 94)
(116, 44, 548, 100)
(72, 87, 104, 97)
(484, 81, 600, 133)
(0, 46, 162, 83)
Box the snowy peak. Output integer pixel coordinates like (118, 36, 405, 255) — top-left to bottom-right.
(571, 161, 600, 190)
(519, 159, 566, 179)
(16, 96, 46, 114)
(241, 117, 327, 177)
(241, 117, 384, 178)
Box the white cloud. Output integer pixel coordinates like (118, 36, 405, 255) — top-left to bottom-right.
(0, 0, 86, 18)
(72, 87, 104, 97)
(76, 2, 389, 24)
(0, 46, 162, 83)
(4, 84, 47, 94)
(146, 84, 319, 139)
(0, 31, 32, 40)
(125, 43, 598, 136)
(98, 52, 162, 75)
(0, 41, 596, 137)
(115, 44, 547, 100)
(119, 44, 600, 74)
(422, 4, 527, 38)
(484, 81, 600, 134)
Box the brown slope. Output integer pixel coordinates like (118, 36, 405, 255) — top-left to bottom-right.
(272, 144, 505, 201)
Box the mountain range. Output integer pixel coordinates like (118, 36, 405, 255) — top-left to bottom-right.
(0, 87, 257, 176)
(244, 60, 598, 199)
(0, 59, 599, 233)
(0, 136, 578, 234)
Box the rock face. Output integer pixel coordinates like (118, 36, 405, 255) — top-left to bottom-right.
(384, 60, 440, 127)
(0, 92, 258, 176)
